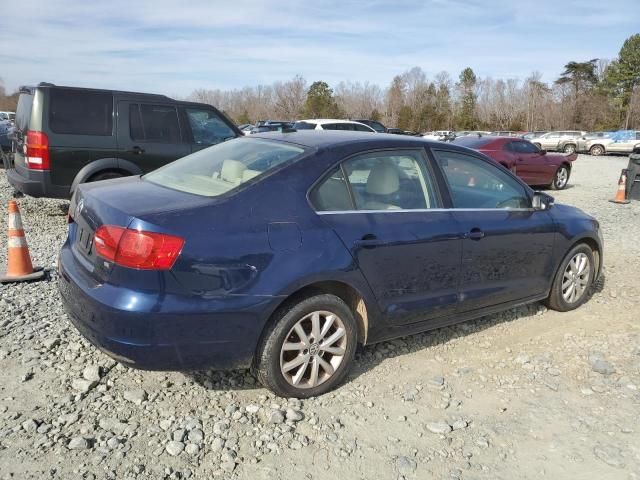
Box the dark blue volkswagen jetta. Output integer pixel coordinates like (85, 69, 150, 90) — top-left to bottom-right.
(59, 131, 602, 397)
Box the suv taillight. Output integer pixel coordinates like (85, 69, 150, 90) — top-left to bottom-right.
(25, 130, 50, 170)
(94, 226, 184, 270)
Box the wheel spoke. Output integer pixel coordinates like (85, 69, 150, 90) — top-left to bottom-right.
(319, 314, 335, 340)
(316, 356, 334, 376)
(308, 357, 320, 387)
(292, 357, 310, 385)
(311, 312, 321, 342)
(282, 342, 305, 352)
(321, 328, 345, 348)
(283, 353, 309, 373)
(293, 323, 310, 347)
(320, 344, 345, 355)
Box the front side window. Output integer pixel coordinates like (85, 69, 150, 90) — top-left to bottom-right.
(49, 89, 113, 136)
(312, 150, 437, 211)
(145, 138, 306, 197)
(293, 121, 317, 130)
(433, 150, 530, 209)
(511, 141, 538, 154)
(133, 104, 181, 143)
(185, 108, 236, 145)
(353, 123, 373, 132)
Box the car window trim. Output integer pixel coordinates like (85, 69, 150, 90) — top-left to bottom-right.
(307, 147, 445, 213)
(317, 207, 536, 215)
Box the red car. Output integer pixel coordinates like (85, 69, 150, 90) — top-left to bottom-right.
(453, 136, 577, 190)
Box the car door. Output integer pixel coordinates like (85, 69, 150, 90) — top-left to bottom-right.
(181, 106, 238, 153)
(511, 140, 552, 185)
(116, 101, 191, 173)
(310, 149, 463, 326)
(431, 148, 556, 312)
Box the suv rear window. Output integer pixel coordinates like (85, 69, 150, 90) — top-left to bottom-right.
(49, 89, 113, 136)
(15, 93, 34, 132)
(145, 137, 306, 197)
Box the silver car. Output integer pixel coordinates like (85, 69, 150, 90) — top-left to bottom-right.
(532, 131, 586, 153)
(584, 131, 640, 156)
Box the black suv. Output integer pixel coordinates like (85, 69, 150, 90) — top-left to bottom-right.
(5, 83, 240, 198)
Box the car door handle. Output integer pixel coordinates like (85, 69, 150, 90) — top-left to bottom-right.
(129, 146, 145, 154)
(467, 228, 485, 240)
(355, 234, 382, 249)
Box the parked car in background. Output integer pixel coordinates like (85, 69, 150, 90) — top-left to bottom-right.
(237, 124, 254, 135)
(422, 130, 454, 141)
(59, 131, 602, 398)
(531, 131, 586, 154)
(4, 82, 240, 198)
(489, 131, 524, 137)
(386, 128, 419, 136)
(0, 111, 15, 123)
(523, 131, 547, 140)
(576, 131, 611, 153)
(0, 120, 14, 152)
(456, 130, 491, 137)
(352, 119, 387, 133)
(453, 135, 577, 190)
(581, 130, 640, 156)
(293, 119, 376, 132)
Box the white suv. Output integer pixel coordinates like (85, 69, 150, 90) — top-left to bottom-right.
(293, 119, 376, 132)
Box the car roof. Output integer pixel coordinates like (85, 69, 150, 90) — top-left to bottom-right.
(297, 119, 370, 126)
(250, 130, 460, 150)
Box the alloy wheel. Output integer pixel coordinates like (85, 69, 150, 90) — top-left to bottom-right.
(561, 252, 590, 304)
(564, 144, 575, 154)
(555, 167, 568, 189)
(280, 310, 347, 389)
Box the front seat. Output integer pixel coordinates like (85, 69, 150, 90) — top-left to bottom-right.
(364, 163, 400, 210)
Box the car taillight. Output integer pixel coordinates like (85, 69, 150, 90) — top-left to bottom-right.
(25, 130, 50, 170)
(94, 226, 184, 270)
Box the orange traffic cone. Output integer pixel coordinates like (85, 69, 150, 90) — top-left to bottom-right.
(609, 170, 630, 205)
(0, 200, 46, 283)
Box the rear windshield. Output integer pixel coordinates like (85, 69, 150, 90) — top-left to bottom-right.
(49, 89, 113, 136)
(452, 136, 494, 148)
(145, 137, 307, 197)
(15, 93, 34, 132)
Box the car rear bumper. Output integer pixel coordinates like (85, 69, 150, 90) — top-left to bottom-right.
(5, 166, 70, 198)
(57, 241, 278, 371)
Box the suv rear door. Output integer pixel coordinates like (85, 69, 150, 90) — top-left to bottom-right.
(116, 100, 191, 172)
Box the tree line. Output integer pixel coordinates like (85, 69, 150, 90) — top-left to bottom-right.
(2, 34, 638, 132)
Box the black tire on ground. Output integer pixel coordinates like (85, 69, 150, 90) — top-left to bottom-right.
(254, 294, 358, 398)
(563, 143, 576, 154)
(545, 243, 595, 312)
(550, 165, 570, 190)
(88, 171, 125, 182)
(589, 145, 604, 156)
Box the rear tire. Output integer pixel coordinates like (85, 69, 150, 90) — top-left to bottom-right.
(589, 145, 604, 156)
(563, 143, 576, 154)
(254, 294, 358, 398)
(550, 165, 569, 190)
(545, 244, 594, 312)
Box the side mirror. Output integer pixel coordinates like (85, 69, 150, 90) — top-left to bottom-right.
(532, 191, 554, 210)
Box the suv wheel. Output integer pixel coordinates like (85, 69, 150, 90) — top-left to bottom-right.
(589, 145, 604, 156)
(255, 294, 357, 398)
(545, 244, 594, 312)
(563, 143, 576, 154)
(550, 166, 570, 190)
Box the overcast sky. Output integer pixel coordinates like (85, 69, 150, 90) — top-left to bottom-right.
(1, 0, 638, 97)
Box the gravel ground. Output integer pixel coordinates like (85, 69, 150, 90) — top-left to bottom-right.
(0, 154, 639, 480)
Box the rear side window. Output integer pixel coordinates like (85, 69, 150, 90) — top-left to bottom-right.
(353, 123, 373, 132)
(49, 89, 113, 136)
(185, 108, 236, 145)
(15, 93, 34, 132)
(293, 121, 316, 130)
(310, 168, 353, 211)
(133, 104, 181, 143)
(145, 138, 306, 197)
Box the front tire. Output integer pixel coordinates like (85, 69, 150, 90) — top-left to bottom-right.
(563, 143, 576, 154)
(545, 244, 594, 312)
(255, 294, 358, 398)
(589, 145, 604, 156)
(550, 165, 570, 190)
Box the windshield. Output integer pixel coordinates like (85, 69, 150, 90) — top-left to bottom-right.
(145, 138, 307, 197)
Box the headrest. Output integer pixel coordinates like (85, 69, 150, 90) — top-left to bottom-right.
(220, 159, 246, 184)
(242, 169, 261, 182)
(366, 163, 399, 195)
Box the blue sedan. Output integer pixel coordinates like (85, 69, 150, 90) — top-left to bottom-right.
(58, 131, 603, 397)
